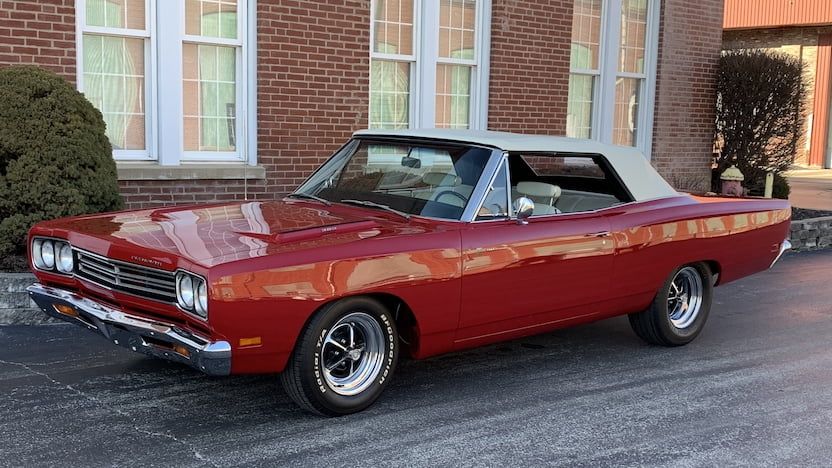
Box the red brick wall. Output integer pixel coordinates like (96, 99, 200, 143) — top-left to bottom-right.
(488, 0, 573, 134)
(1, 0, 724, 206)
(113, 1, 372, 209)
(257, 0, 371, 197)
(0, 0, 76, 81)
(651, 0, 724, 191)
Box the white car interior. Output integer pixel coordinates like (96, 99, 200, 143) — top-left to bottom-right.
(411, 171, 475, 208)
(502, 153, 633, 217)
(512, 181, 562, 216)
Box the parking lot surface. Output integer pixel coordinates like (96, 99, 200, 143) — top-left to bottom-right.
(1, 250, 831, 467)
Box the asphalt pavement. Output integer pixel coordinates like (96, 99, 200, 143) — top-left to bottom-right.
(2, 250, 832, 467)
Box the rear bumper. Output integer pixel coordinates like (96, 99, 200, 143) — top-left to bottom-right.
(27, 283, 231, 376)
(770, 239, 792, 268)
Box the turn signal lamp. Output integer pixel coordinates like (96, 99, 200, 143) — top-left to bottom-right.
(172, 345, 190, 358)
(239, 337, 262, 347)
(54, 304, 78, 317)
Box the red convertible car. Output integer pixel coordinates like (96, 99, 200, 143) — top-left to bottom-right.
(27, 129, 791, 416)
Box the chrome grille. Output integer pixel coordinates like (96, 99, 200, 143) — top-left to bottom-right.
(74, 250, 177, 303)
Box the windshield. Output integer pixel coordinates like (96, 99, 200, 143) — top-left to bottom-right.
(295, 139, 494, 220)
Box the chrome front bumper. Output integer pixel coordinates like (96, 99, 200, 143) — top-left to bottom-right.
(27, 283, 231, 376)
(770, 239, 792, 268)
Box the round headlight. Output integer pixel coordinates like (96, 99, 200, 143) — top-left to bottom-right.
(40, 240, 55, 269)
(32, 239, 45, 269)
(177, 274, 195, 309)
(57, 243, 74, 273)
(195, 279, 208, 318)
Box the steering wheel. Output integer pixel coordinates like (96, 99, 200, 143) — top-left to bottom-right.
(434, 190, 469, 206)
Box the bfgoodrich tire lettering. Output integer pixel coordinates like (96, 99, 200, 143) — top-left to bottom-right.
(628, 263, 714, 347)
(280, 297, 398, 416)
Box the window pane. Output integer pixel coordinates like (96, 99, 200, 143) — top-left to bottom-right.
(86, 0, 146, 30)
(619, 0, 647, 74)
(569, 0, 602, 70)
(566, 74, 593, 139)
(369, 60, 410, 129)
(477, 162, 508, 220)
(514, 154, 631, 212)
(186, 0, 238, 39)
(183, 44, 238, 152)
(435, 64, 471, 129)
(613, 77, 640, 146)
(373, 0, 414, 55)
(296, 141, 493, 221)
(439, 0, 476, 60)
(83, 34, 146, 150)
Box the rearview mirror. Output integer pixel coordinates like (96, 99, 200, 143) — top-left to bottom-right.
(513, 197, 534, 224)
(401, 156, 421, 169)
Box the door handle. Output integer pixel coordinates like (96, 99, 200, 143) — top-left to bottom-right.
(588, 231, 611, 238)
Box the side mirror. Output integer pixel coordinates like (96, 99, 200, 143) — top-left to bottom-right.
(513, 197, 534, 224)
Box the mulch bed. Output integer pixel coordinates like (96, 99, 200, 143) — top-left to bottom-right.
(0, 254, 28, 273)
(793, 207, 832, 221)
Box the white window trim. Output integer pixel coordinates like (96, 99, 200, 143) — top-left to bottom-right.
(75, 0, 258, 167)
(76, 0, 156, 161)
(572, 0, 660, 158)
(368, 0, 492, 130)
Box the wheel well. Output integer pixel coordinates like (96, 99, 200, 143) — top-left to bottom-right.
(364, 293, 419, 356)
(308, 293, 420, 357)
(701, 260, 722, 285)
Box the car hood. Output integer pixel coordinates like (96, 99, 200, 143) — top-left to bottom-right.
(43, 200, 396, 267)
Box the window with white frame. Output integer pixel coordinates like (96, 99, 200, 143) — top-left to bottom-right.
(566, 0, 658, 155)
(77, 0, 253, 164)
(369, 0, 490, 130)
(80, 0, 150, 159)
(566, 0, 601, 140)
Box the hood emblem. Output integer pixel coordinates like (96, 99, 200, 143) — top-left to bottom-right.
(131, 256, 166, 268)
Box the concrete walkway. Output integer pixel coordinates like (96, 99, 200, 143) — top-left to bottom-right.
(786, 168, 832, 210)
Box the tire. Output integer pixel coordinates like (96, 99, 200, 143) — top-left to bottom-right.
(280, 296, 399, 416)
(628, 263, 713, 347)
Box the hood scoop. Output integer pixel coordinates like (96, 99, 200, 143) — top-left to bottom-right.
(239, 220, 381, 244)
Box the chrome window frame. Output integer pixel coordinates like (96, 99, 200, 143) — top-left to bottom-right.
(459, 149, 509, 222)
(468, 151, 513, 223)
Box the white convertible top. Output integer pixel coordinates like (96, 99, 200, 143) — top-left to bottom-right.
(354, 128, 678, 202)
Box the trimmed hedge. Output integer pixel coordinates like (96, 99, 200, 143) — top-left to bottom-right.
(0, 66, 122, 259)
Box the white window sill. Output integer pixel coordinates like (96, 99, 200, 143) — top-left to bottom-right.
(116, 163, 266, 181)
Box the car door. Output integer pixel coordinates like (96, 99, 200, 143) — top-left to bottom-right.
(456, 155, 616, 342)
(457, 213, 614, 341)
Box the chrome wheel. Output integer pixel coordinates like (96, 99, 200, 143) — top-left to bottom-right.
(667, 266, 704, 329)
(321, 312, 386, 396)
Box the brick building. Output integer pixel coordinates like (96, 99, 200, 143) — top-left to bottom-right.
(724, 0, 832, 169)
(0, 0, 723, 208)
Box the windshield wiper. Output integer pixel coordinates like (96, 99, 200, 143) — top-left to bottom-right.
(287, 192, 332, 206)
(340, 199, 411, 221)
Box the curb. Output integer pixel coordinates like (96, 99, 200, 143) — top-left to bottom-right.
(789, 215, 832, 251)
(0, 273, 54, 325)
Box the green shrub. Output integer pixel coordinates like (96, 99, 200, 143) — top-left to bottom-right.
(772, 173, 791, 200)
(0, 66, 123, 259)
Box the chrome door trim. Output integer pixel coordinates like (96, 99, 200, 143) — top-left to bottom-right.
(462, 150, 509, 222)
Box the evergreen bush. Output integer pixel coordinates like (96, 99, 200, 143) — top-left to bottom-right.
(0, 66, 122, 263)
